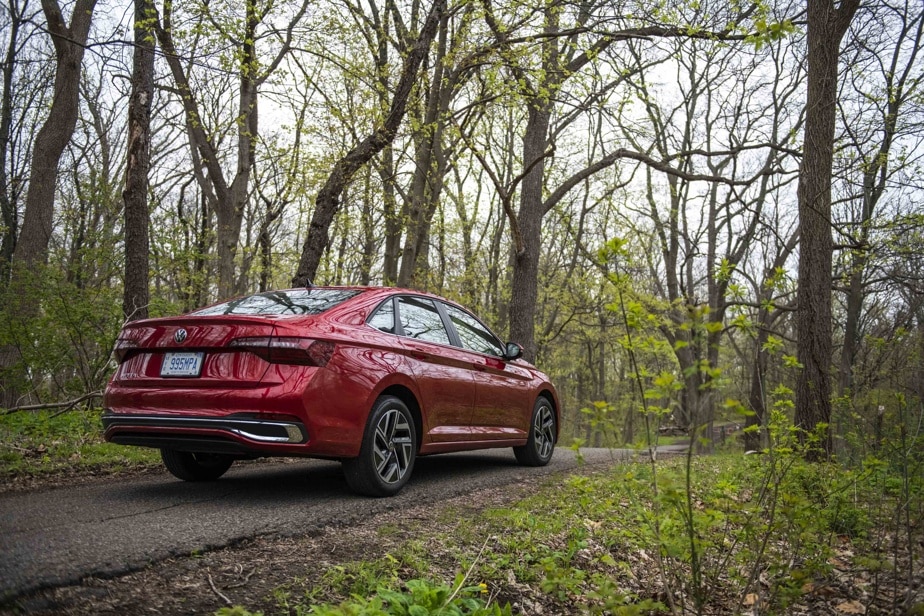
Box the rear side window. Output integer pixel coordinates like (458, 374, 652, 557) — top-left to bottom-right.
(397, 296, 451, 345)
(444, 304, 504, 357)
(192, 289, 361, 316)
(368, 298, 396, 333)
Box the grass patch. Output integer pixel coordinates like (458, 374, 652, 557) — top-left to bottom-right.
(0, 408, 159, 481)
(224, 453, 921, 616)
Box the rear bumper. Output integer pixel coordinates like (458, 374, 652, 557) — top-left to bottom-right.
(102, 411, 309, 456)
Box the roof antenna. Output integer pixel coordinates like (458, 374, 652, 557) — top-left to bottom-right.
(306, 279, 314, 288)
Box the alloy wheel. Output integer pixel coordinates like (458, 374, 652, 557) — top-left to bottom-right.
(372, 407, 414, 484)
(533, 403, 555, 460)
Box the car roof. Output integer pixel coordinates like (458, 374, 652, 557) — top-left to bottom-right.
(285, 285, 456, 304)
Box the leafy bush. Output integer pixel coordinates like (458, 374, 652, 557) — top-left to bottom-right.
(0, 269, 126, 404)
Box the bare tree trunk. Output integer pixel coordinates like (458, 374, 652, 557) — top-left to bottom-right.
(219, 0, 259, 298)
(0, 0, 28, 283)
(368, 0, 401, 287)
(508, 103, 551, 362)
(122, 0, 156, 322)
(156, 0, 308, 299)
(500, 4, 625, 361)
(155, 2, 233, 297)
(380, 145, 401, 285)
(396, 10, 453, 289)
(795, 0, 859, 459)
(157, 0, 256, 299)
(451, 164, 480, 308)
(839, 262, 864, 394)
(745, 304, 774, 452)
(292, 0, 445, 287)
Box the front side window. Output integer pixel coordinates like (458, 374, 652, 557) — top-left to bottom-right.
(444, 304, 504, 356)
(192, 289, 361, 316)
(397, 296, 451, 345)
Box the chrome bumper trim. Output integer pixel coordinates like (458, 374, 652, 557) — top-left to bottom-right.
(102, 413, 307, 444)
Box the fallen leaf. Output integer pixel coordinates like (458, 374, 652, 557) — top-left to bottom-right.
(829, 557, 849, 569)
(584, 518, 602, 531)
(836, 600, 866, 614)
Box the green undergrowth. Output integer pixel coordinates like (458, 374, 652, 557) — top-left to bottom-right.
(0, 408, 158, 481)
(220, 450, 922, 616)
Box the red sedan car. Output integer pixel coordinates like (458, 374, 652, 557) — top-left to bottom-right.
(103, 287, 559, 496)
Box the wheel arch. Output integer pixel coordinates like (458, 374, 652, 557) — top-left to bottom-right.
(537, 388, 560, 444)
(378, 384, 424, 452)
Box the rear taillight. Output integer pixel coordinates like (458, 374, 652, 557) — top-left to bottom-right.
(229, 337, 335, 366)
(113, 338, 139, 362)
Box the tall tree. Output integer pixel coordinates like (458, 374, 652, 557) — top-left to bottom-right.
(836, 0, 924, 396)
(156, 0, 309, 299)
(10, 0, 97, 276)
(482, 0, 762, 362)
(291, 0, 446, 287)
(0, 0, 36, 281)
(123, 0, 157, 321)
(1, 0, 97, 408)
(395, 4, 479, 289)
(619, 31, 800, 438)
(794, 0, 859, 458)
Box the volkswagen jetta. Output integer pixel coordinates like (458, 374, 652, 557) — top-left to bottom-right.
(102, 287, 559, 496)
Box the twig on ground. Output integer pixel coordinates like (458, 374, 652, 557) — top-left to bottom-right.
(2, 391, 103, 416)
(225, 566, 257, 589)
(206, 568, 233, 605)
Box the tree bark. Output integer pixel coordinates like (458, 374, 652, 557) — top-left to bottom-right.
(292, 0, 446, 287)
(122, 0, 156, 322)
(509, 103, 552, 361)
(380, 145, 401, 285)
(795, 0, 859, 458)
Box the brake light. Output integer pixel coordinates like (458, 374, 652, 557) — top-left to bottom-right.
(229, 337, 335, 366)
(113, 338, 139, 362)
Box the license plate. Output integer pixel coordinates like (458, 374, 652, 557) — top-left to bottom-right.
(161, 352, 204, 377)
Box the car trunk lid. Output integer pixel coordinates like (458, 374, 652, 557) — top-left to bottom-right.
(112, 316, 280, 387)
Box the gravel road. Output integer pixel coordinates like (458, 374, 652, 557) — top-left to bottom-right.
(0, 446, 679, 603)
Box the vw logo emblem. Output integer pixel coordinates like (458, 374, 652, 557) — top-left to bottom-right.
(174, 329, 188, 343)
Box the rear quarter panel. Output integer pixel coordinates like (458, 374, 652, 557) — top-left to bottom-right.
(291, 319, 423, 457)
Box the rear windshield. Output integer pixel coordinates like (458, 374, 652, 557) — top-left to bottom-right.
(192, 289, 361, 316)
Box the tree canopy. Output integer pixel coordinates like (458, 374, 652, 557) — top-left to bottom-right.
(0, 0, 922, 458)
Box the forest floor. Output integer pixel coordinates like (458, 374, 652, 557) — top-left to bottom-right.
(2, 461, 922, 616)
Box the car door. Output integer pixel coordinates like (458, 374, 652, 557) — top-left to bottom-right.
(392, 295, 476, 443)
(440, 303, 533, 440)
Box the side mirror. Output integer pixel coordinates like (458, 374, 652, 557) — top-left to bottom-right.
(504, 342, 523, 361)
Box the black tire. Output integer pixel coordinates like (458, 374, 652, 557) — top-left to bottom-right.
(514, 397, 556, 466)
(161, 449, 234, 481)
(343, 395, 417, 497)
